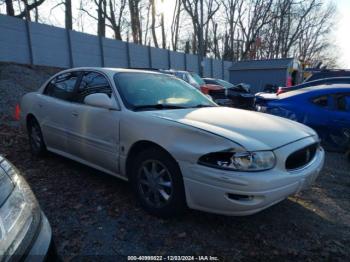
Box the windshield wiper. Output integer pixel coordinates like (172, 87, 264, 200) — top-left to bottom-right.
(133, 104, 187, 111)
(190, 104, 216, 108)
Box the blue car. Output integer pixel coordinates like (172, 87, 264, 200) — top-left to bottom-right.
(255, 84, 350, 152)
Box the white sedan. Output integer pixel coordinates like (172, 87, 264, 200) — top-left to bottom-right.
(20, 68, 325, 217)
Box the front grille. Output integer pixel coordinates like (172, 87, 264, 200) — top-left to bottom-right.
(285, 143, 318, 170)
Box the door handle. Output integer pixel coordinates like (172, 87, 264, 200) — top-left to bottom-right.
(72, 111, 78, 117)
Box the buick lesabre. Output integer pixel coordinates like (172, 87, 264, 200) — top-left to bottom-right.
(19, 68, 325, 217)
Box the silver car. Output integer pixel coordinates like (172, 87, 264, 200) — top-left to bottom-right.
(20, 68, 324, 217)
(0, 155, 54, 260)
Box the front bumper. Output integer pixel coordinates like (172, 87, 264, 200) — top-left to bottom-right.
(0, 157, 53, 262)
(180, 137, 325, 216)
(24, 212, 53, 262)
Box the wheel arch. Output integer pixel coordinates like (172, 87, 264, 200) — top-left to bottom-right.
(124, 140, 179, 178)
(26, 113, 38, 131)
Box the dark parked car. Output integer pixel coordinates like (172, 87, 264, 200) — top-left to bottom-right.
(0, 155, 55, 260)
(255, 84, 350, 152)
(161, 70, 231, 105)
(277, 77, 350, 94)
(203, 78, 255, 109)
(305, 69, 350, 82)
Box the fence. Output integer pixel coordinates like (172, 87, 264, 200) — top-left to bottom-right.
(0, 14, 233, 80)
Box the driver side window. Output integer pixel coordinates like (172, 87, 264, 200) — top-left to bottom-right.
(312, 95, 329, 108)
(75, 71, 112, 103)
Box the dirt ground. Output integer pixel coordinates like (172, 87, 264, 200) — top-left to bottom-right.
(0, 63, 349, 261)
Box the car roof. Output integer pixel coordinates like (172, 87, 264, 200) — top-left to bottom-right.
(303, 83, 350, 91)
(283, 77, 350, 90)
(305, 76, 350, 83)
(59, 67, 166, 77)
(278, 84, 350, 99)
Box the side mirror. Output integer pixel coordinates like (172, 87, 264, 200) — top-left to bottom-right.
(84, 93, 118, 110)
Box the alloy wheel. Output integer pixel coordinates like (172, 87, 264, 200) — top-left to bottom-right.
(30, 123, 42, 151)
(137, 159, 173, 208)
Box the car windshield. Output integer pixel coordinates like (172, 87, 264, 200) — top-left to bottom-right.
(216, 79, 234, 89)
(114, 72, 217, 110)
(189, 72, 205, 86)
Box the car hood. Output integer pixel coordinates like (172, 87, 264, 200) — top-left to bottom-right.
(145, 107, 316, 151)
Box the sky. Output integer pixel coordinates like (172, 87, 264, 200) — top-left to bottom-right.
(332, 0, 350, 68)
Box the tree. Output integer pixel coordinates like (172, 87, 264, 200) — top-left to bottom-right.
(105, 0, 126, 40)
(96, 0, 106, 37)
(4, 0, 46, 20)
(171, 0, 182, 51)
(65, 0, 72, 30)
(128, 0, 142, 44)
(150, 0, 159, 47)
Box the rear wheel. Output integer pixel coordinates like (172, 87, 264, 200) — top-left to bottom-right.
(28, 118, 46, 156)
(130, 148, 186, 218)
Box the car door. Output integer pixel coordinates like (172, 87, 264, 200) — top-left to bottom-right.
(66, 71, 120, 174)
(307, 94, 333, 142)
(329, 93, 350, 151)
(38, 71, 80, 153)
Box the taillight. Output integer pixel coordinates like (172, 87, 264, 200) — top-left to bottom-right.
(14, 104, 21, 121)
(286, 76, 292, 87)
(200, 86, 210, 94)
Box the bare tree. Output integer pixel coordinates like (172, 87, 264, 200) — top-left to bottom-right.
(128, 0, 142, 44)
(3, 0, 46, 20)
(160, 0, 166, 48)
(171, 0, 182, 51)
(65, 0, 72, 30)
(182, 0, 220, 55)
(96, 0, 106, 37)
(150, 0, 159, 47)
(4, 0, 15, 16)
(105, 0, 126, 40)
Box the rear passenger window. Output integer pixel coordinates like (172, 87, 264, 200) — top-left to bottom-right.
(76, 72, 112, 103)
(312, 96, 328, 107)
(44, 72, 78, 101)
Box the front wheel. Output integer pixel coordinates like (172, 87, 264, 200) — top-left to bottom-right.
(28, 118, 46, 156)
(130, 148, 186, 218)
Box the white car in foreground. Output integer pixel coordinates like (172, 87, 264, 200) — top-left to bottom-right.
(20, 68, 325, 217)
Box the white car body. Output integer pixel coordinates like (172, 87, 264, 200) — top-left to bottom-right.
(20, 68, 325, 216)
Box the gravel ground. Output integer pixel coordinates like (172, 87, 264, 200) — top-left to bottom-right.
(0, 63, 349, 261)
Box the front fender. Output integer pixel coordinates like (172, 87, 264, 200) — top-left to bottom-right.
(119, 112, 244, 175)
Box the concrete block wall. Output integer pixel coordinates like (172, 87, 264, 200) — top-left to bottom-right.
(0, 14, 234, 81)
(0, 15, 31, 64)
(102, 38, 128, 68)
(30, 23, 70, 67)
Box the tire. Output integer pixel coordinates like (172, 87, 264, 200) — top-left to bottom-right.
(130, 147, 186, 218)
(27, 117, 47, 156)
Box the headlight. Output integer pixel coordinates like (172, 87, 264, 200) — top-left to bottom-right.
(256, 105, 267, 112)
(0, 156, 41, 257)
(198, 150, 276, 171)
